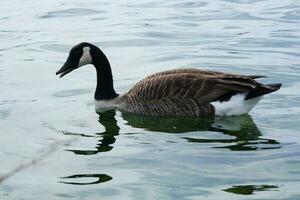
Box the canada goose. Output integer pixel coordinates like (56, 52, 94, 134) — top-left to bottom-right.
(56, 42, 281, 117)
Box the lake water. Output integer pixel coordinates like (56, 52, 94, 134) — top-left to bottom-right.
(1, 0, 300, 199)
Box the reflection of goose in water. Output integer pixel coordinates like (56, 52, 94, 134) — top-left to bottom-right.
(60, 174, 112, 185)
(223, 184, 279, 195)
(66, 111, 280, 156)
(66, 110, 120, 155)
(61, 111, 280, 185)
(60, 111, 118, 185)
(122, 113, 281, 151)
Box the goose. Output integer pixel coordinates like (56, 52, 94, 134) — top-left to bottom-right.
(56, 42, 281, 117)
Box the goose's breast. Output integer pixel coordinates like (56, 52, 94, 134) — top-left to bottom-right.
(95, 97, 121, 112)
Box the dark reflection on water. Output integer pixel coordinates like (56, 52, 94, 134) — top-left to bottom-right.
(61, 111, 281, 186)
(122, 113, 281, 151)
(65, 111, 281, 155)
(122, 112, 215, 133)
(60, 111, 118, 185)
(223, 184, 279, 195)
(60, 174, 112, 185)
(66, 110, 120, 155)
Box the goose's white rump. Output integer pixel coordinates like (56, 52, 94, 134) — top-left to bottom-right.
(211, 93, 263, 116)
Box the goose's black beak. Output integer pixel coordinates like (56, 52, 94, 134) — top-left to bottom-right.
(56, 60, 77, 78)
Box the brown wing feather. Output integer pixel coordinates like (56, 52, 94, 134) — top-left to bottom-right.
(145, 68, 228, 79)
(145, 68, 265, 80)
(120, 69, 271, 117)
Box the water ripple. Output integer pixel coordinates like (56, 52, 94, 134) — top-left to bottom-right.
(60, 174, 112, 185)
(1, 0, 299, 199)
(223, 184, 279, 195)
(39, 8, 103, 18)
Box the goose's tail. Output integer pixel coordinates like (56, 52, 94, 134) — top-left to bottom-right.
(212, 83, 282, 116)
(245, 83, 282, 100)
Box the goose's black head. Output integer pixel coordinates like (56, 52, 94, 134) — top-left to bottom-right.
(56, 42, 99, 78)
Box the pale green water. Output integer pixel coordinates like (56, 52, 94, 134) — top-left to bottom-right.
(1, 0, 300, 199)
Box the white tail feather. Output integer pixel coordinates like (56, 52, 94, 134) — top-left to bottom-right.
(211, 93, 263, 116)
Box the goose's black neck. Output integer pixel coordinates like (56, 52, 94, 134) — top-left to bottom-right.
(92, 48, 118, 100)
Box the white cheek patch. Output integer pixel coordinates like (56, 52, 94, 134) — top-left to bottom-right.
(78, 46, 92, 67)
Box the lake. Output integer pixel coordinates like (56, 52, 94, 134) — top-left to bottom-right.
(1, 0, 300, 199)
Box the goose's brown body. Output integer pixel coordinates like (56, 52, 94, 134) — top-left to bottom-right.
(117, 68, 281, 117)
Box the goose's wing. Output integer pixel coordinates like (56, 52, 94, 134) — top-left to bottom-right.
(145, 68, 266, 79)
(120, 70, 273, 116)
(128, 72, 261, 103)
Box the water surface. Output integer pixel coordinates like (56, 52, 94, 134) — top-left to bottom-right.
(1, 0, 300, 199)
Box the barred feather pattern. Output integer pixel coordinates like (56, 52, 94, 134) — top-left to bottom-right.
(117, 68, 276, 117)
